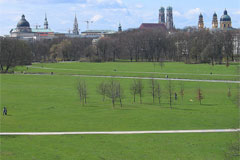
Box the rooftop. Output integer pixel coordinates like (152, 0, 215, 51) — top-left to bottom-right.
(81, 30, 116, 33)
(139, 23, 167, 30)
(32, 28, 54, 33)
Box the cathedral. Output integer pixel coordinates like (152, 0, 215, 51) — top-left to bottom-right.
(198, 9, 232, 30)
(139, 6, 174, 31)
(159, 6, 174, 30)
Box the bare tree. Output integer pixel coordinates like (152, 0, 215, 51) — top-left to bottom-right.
(105, 80, 124, 108)
(116, 82, 124, 107)
(197, 87, 204, 105)
(150, 78, 156, 103)
(97, 81, 107, 101)
(156, 81, 162, 105)
(77, 80, 87, 106)
(227, 85, 232, 98)
(137, 79, 144, 104)
(168, 80, 174, 109)
(130, 80, 138, 103)
(179, 82, 185, 101)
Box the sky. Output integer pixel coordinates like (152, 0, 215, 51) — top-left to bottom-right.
(0, 0, 239, 35)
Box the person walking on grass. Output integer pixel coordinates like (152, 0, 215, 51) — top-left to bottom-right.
(3, 106, 7, 116)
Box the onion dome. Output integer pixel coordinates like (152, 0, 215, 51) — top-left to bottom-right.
(17, 15, 30, 28)
(167, 6, 172, 10)
(159, 7, 164, 11)
(213, 12, 217, 17)
(220, 9, 231, 22)
(199, 13, 203, 18)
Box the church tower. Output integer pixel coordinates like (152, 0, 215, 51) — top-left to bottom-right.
(159, 7, 165, 24)
(212, 12, 218, 29)
(198, 13, 204, 29)
(118, 23, 122, 32)
(73, 14, 79, 35)
(44, 13, 48, 29)
(166, 6, 173, 30)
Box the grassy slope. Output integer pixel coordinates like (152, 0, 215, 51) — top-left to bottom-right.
(0, 74, 238, 132)
(0, 62, 239, 160)
(15, 62, 240, 81)
(1, 133, 238, 160)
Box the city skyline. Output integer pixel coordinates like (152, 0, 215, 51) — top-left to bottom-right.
(0, 0, 240, 35)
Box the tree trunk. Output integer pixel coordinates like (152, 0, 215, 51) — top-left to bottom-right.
(140, 93, 142, 104)
(0, 65, 3, 72)
(120, 98, 122, 108)
(5, 65, 10, 73)
(112, 99, 115, 108)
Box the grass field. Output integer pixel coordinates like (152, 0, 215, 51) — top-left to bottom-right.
(0, 62, 239, 160)
(15, 62, 240, 81)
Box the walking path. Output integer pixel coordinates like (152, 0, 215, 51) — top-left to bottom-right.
(21, 73, 240, 84)
(28, 66, 240, 77)
(74, 75, 240, 84)
(1, 129, 239, 136)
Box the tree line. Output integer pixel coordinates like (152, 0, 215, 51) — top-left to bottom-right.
(0, 29, 239, 72)
(76, 78, 209, 108)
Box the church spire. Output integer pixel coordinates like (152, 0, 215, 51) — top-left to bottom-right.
(198, 13, 204, 29)
(118, 23, 122, 32)
(44, 13, 48, 29)
(73, 14, 79, 35)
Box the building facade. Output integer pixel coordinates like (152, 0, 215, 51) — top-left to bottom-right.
(159, 7, 165, 24)
(73, 14, 79, 35)
(220, 9, 232, 30)
(166, 6, 174, 30)
(198, 13, 204, 29)
(10, 14, 54, 40)
(212, 12, 218, 29)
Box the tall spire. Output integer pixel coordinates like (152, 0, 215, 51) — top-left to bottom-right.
(198, 13, 204, 29)
(212, 12, 218, 29)
(118, 23, 122, 32)
(44, 13, 48, 29)
(159, 7, 165, 24)
(73, 14, 79, 35)
(166, 6, 174, 30)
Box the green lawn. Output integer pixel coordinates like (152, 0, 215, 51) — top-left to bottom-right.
(0, 62, 239, 159)
(1, 133, 238, 160)
(15, 62, 240, 81)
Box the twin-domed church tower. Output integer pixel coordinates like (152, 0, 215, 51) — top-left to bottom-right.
(159, 6, 174, 30)
(198, 9, 232, 30)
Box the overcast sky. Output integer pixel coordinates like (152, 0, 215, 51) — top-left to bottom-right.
(0, 0, 239, 35)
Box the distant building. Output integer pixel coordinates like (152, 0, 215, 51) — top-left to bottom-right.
(140, 6, 173, 31)
(212, 12, 218, 29)
(197, 9, 232, 30)
(73, 14, 79, 35)
(139, 23, 167, 31)
(44, 13, 49, 29)
(10, 15, 35, 40)
(233, 33, 240, 55)
(118, 23, 122, 32)
(10, 14, 54, 40)
(198, 13, 204, 29)
(81, 30, 116, 38)
(159, 7, 165, 24)
(220, 9, 232, 30)
(166, 6, 174, 30)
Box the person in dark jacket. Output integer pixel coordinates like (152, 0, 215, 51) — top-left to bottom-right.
(3, 106, 7, 116)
